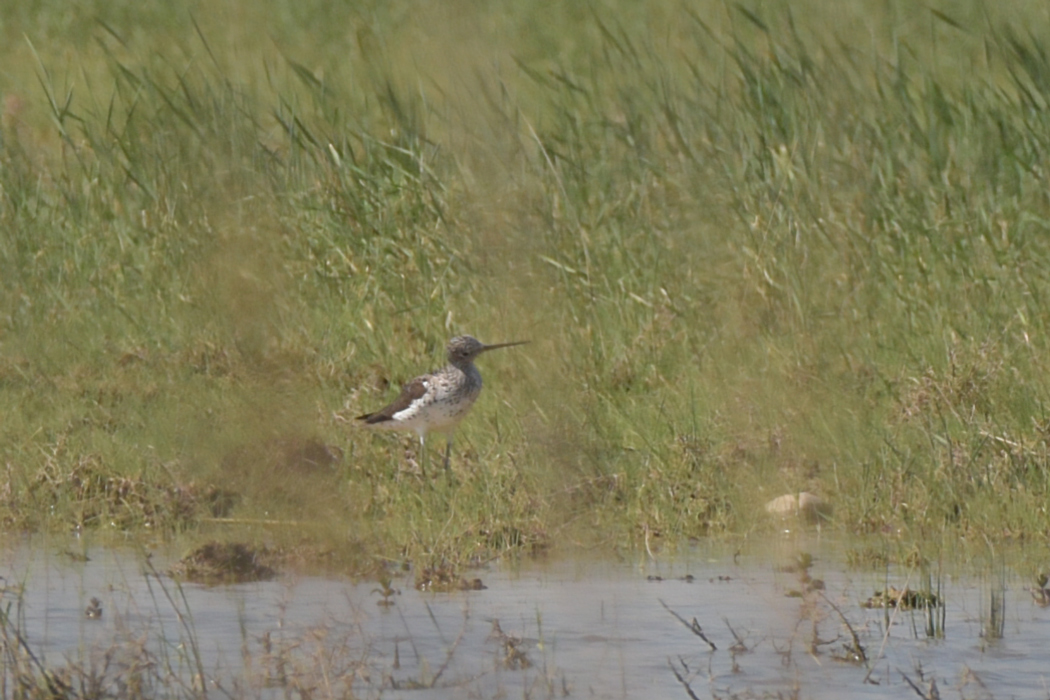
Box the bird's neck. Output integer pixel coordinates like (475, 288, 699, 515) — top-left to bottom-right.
(449, 359, 475, 373)
(449, 361, 481, 383)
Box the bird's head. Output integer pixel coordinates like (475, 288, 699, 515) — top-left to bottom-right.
(446, 335, 528, 364)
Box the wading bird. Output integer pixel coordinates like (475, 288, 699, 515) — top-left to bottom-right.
(357, 335, 527, 474)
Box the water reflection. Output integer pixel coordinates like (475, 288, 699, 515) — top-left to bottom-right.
(1, 537, 1048, 698)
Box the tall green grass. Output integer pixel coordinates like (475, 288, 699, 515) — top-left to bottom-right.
(3, 0, 1050, 568)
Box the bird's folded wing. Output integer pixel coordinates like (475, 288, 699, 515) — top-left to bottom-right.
(357, 377, 430, 423)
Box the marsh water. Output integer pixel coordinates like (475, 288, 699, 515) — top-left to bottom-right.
(2, 535, 1048, 699)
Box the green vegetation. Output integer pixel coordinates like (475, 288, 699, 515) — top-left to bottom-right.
(4, 0, 1050, 571)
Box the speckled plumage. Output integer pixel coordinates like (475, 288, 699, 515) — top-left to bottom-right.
(357, 336, 527, 473)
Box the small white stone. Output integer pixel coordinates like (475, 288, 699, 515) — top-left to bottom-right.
(765, 492, 831, 524)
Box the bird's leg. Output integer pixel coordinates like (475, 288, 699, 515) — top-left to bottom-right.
(417, 431, 428, 478)
(443, 433, 453, 474)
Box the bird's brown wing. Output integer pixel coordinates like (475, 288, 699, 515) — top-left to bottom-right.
(357, 377, 429, 424)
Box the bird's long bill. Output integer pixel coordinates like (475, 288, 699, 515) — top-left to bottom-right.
(479, 340, 530, 353)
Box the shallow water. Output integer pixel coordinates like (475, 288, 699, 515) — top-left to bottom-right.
(2, 536, 1049, 699)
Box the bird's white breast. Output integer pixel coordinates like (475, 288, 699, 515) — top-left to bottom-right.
(384, 376, 481, 433)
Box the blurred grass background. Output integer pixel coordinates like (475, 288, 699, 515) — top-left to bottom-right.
(3, 0, 1050, 568)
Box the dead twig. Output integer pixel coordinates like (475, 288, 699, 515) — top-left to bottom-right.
(660, 599, 717, 651)
(818, 591, 866, 664)
(901, 670, 940, 700)
(667, 657, 701, 700)
(723, 616, 749, 652)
